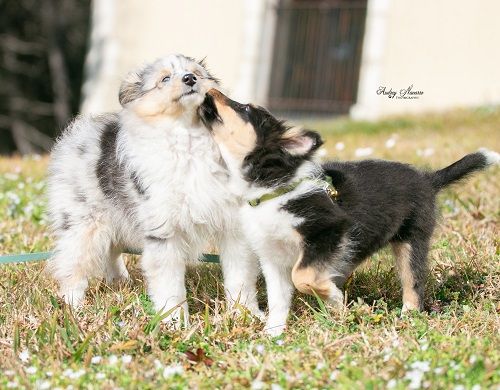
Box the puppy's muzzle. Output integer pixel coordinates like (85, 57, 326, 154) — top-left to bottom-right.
(182, 73, 197, 87)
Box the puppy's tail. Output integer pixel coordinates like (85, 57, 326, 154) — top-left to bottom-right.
(430, 148, 499, 191)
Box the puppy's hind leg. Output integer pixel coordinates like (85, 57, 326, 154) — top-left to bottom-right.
(391, 239, 429, 312)
(49, 219, 113, 307)
(104, 248, 130, 284)
(291, 254, 344, 308)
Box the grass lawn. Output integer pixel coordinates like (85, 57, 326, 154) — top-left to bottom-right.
(0, 107, 499, 389)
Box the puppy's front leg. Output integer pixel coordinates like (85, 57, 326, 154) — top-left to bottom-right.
(141, 238, 189, 328)
(219, 233, 263, 319)
(261, 260, 294, 337)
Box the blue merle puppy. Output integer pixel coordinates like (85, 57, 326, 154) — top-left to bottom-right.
(47, 55, 262, 327)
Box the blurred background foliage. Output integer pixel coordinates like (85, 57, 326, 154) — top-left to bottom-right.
(0, 0, 90, 154)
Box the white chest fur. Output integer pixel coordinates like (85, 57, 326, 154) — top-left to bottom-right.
(239, 198, 304, 268)
(119, 116, 233, 237)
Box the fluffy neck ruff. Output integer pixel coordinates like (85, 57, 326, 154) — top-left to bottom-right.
(119, 107, 202, 136)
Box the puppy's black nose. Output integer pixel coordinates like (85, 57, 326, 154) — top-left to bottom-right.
(182, 73, 197, 87)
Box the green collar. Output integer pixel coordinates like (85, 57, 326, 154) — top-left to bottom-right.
(248, 175, 338, 207)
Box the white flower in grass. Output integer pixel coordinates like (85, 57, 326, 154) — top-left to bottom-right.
(162, 364, 183, 378)
(251, 380, 264, 390)
(121, 354, 133, 364)
(315, 362, 325, 370)
(387, 379, 397, 389)
(354, 147, 373, 157)
(404, 361, 431, 389)
(108, 355, 118, 365)
(23, 203, 34, 215)
(329, 370, 339, 381)
(7, 192, 21, 205)
(71, 369, 85, 379)
(154, 359, 163, 369)
(335, 142, 345, 151)
(96, 373, 106, 380)
(453, 386, 465, 390)
(91, 356, 102, 364)
(5, 370, 15, 376)
(25, 366, 37, 374)
(471, 385, 481, 390)
(37, 380, 51, 390)
(433, 367, 444, 374)
(271, 384, 283, 390)
(6, 381, 18, 389)
(275, 339, 284, 346)
(385, 138, 397, 149)
(317, 148, 328, 157)
(405, 369, 424, 389)
(18, 349, 30, 363)
(469, 355, 477, 364)
(416, 148, 434, 157)
(4, 173, 19, 181)
(255, 344, 265, 355)
(63, 369, 74, 378)
(410, 361, 430, 372)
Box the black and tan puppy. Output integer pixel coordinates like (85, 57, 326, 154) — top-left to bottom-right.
(198, 89, 499, 336)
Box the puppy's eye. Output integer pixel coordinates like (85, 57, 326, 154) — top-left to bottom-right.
(161, 75, 171, 83)
(245, 105, 251, 113)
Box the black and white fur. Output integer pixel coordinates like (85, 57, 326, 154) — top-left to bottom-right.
(47, 55, 262, 326)
(198, 89, 499, 336)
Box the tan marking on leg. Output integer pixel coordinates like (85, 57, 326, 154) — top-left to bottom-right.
(291, 254, 338, 301)
(392, 242, 420, 311)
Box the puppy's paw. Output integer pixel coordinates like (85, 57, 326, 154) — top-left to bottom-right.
(264, 322, 286, 337)
(160, 303, 190, 330)
(251, 309, 266, 322)
(105, 269, 130, 284)
(327, 285, 345, 309)
(401, 302, 421, 315)
(61, 288, 85, 308)
(105, 257, 130, 284)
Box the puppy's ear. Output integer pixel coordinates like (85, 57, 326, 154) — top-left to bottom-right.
(281, 128, 323, 156)
(197, 57, 207, 68)
(197, 57, 220, 84)
(119, 71, 145, 106)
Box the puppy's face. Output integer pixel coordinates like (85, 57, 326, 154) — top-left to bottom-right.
(119, 54, 218, 122)
(199, 89, 323, 186)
